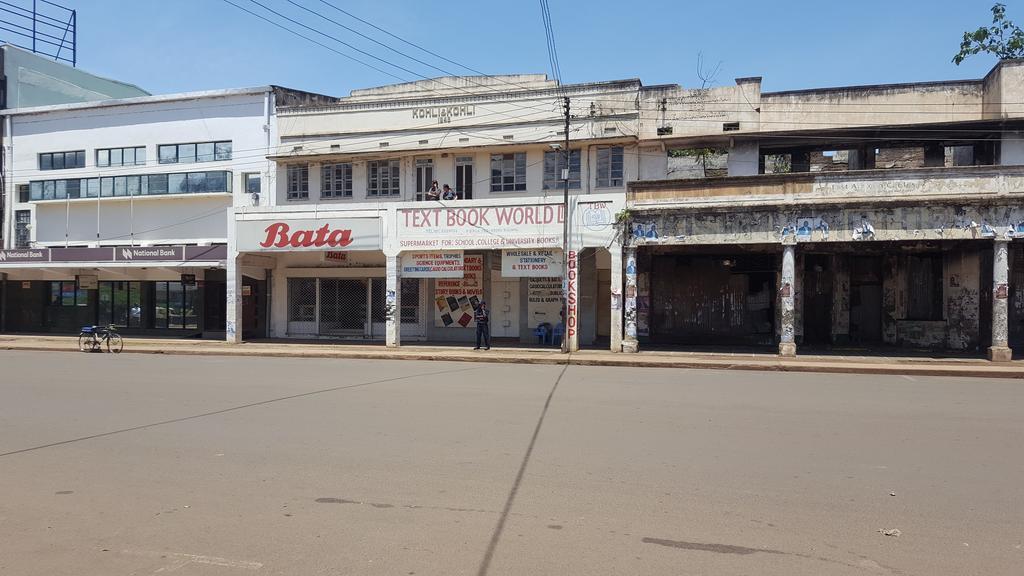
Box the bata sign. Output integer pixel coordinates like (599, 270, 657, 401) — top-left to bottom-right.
(399, 204, 564, 249)
(237, 218, 381, 252)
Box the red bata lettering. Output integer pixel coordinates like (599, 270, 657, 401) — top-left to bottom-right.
(259, 222, 354, 248)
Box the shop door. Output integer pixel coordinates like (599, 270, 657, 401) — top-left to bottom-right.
(490, 280, 520, 338)
(319, 278, 368, 337)
(803, 255, 832, 345)
(850, 256, 883, 343)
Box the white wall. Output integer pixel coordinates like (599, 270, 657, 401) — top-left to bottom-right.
(6, 90, 271, 248)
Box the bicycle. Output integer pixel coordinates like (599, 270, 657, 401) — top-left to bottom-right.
(78, 325, 124, 354)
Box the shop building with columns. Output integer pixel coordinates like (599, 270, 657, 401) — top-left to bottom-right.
(227, 75, 634, 349)
(0, 85, 335, 337)
(621, 58, 1024, 361)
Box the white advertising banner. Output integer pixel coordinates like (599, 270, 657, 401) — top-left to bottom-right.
(501, 248, 563, 277)
(399, 204, 564, 250)
(528, 277, 563, 326)
(236, 217, 381, 252)
(401, 251, 464, 278)
(433, 254, 484, 328)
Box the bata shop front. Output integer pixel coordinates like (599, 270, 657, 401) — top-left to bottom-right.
(229, 194, 625, 349)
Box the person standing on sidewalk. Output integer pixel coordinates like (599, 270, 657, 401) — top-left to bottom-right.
(474, 301, 490, 350)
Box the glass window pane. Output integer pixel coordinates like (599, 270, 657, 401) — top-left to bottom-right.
(43, 180, 55, 200)
(214, 141, 232, 161)
(184, 284, 198, 329)
(122, 147, 135, 166)
(158, 145, 176, 164)
(52, 154, 64, 170)
(206, 171, 227, 192)
(188, 172, 207, 193)
(40, 154, 52, 170)
(127, 176, 141, 196)
(30, 181, 42, 200)
(168, 282, 184, 328)
(75, 151, 85, 168)
(113, 176, 127, 197)
(100, 177, 114, 197)
(97, 149, 110, 167)
(154, 282, 168, 329)
(178, 144, 196, 164)
(135, 147, 146, 165)
(196, 142, 214, 163)
(54, 180, 67, 200)
(66, 179, 81, 199)
(61, 281, 76, 306)
(169, 173, 187, 194)
(245, 174, 260, 194)
(148, 174, 168, 195)
(87, 178, 99, 198)
(129, 282, 142, 327)
(110, 148, 123, 166)
(99, 282, 113, 326)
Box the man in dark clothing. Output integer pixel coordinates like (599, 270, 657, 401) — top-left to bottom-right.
(474, 301, 490, 350)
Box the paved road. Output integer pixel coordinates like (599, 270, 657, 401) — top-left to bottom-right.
(0, 351, 1021, 576)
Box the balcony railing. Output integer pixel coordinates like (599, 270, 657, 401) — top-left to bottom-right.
(628, 164, 1024, 208)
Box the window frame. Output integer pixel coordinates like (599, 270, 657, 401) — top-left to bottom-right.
(321, 162, 353, 198)
(38, 150, 86, 171)
(157, 141, 232, 165)
(542, 149, 582, 190)
(367, 159, 401, 197)
(287, 164, 310, 200)
(596, 145, 625, 188)
(27, 171, 231, 201)
(490, 152, 528, 192)
(97, 146, 146, 168)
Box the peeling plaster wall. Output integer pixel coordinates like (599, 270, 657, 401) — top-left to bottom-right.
(945, 248, 981, 350)
(831, 255, 851, 343)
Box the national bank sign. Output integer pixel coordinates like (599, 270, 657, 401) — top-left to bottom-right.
(0, 249, 47, 262)
(115, 246, 185, 261)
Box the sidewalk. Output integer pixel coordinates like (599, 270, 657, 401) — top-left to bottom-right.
(3, 334, 1024, 379)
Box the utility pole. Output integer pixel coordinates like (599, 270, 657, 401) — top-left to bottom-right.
(561, 96, 571, 353)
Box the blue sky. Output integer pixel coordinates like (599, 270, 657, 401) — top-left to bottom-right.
(39, 0, 1013, 96)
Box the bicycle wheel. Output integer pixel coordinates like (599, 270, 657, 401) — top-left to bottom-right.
(106, 333, 124, 354)
(78, 333, 91, 352)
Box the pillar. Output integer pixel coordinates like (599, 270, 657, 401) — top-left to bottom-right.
(622, 245, 639, 353)
(988, 239, 1012, 362)
(385, 252, 401, 348)
(778, 243, 796, 356)
(610, 243, 624, 352)
(226, 254, 242, 343)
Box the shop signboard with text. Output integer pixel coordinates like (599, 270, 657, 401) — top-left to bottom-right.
(433, 254, 483, 328)
(236, 217, 382, 252)
(501, 248, 563, 277)
(399, 204, 564, 250)
(401, 251, 464, 278)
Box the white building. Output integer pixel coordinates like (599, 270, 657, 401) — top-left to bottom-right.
(0, 86, 334, 337)
(228, 75, 637, 350)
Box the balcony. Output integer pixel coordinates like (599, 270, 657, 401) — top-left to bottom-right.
(628, 164, 1024, 209)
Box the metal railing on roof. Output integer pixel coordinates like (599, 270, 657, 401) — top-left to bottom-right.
(0, 0, 76, 66)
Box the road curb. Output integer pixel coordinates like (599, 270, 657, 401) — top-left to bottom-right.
(4, 343, 1024, 379)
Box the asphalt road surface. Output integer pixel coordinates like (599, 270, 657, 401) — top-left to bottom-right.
(1, 350, 1021, 576)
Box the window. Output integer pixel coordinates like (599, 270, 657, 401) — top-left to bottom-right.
(907, 254, 943, 321)
(490, 152, 527, 192)
(14, 210, 30, 248)
(596, 146, 625, 187)
(243, 173, 261, 195)
(48, 281, 87, 307)
(322, 163, 353, 198)
(542, 149, 581, 190)
(17, 184, 29, 203)
(367, 159, 400, 196)
(415, 158, 434, 201)
(98, 281, 142, 328)
(287, 164, 309, 200)
(288, 278, 317, 322)
(154, 281, 198, 329)
(455, 156, 473, 200)
(97, 146, 146, 167)
(39, 151, 85, 171)
(158, 141, 231, 164)
(28, 171, 231, 200)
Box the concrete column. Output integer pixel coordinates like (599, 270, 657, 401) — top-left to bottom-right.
(622, 245, 639, 353)
(988, 239, 1012, 361)
(778, 243, 797, 356)
(385, 252, 401, 348)
(226, 254, 242, 343)
(610, 243, 624, 352)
